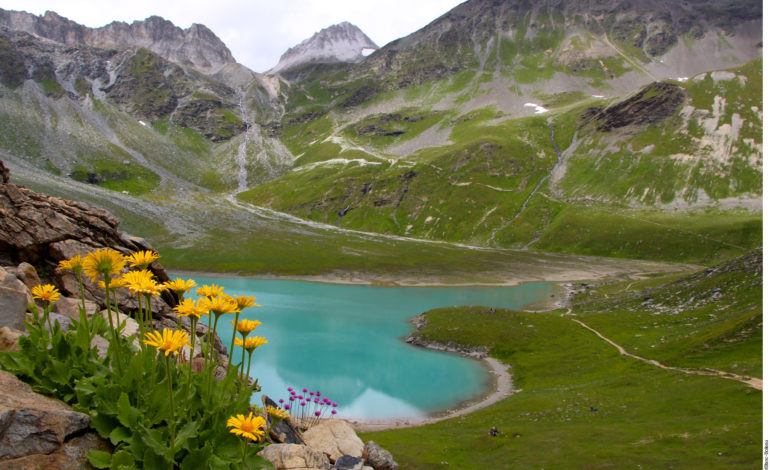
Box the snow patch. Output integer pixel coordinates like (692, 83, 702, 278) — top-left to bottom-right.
(361, 47, 376, 57)
(676, 77, 688, 82)
(524, 103, 549, 114)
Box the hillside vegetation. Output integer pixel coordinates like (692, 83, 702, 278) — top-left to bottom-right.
(365, 249, 762, 468)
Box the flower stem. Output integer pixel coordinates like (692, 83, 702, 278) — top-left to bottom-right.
(228, 310, 241, 369)
(165, 355, 176, 463)
(186, 317, 198, 398)
(103, 276, 122, 373)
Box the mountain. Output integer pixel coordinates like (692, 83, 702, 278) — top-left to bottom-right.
(0, 9, 235, 73)
(0, 1, 762, 272)
(269, 22, 378, 74)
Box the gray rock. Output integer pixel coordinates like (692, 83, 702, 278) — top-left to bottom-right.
(0, 267, 30, 330)
(0, 327, 21, 351)
(0, 370, 92, 460)
(259, 443, 330, 469)
(14, 263, 40, 291)
(303, 419, 364, 462)
(334, 455, 364, 470)
(363, 441, 398, 470)
(52, 297, 99, 322)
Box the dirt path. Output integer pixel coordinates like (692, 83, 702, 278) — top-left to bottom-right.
(567, 312, 762, 391)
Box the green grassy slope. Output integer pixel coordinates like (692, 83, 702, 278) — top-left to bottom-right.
(364, 251, 761, 468)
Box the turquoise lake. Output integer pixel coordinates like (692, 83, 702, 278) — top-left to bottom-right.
(190, 277, 558, 420)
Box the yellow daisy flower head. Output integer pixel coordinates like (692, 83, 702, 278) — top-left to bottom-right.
(143, 329, 190, 356)
(31, 284, 61, 303)
(122, 270, 166, 297)
(98, 276, 127, 290)
(196, 284, 225, 299)
(58, 255, 84, 274)
(200, 295, 238, 318)
(227, 412, 265, 442)
(125, 250, 160, 269)
(235, 336, 268, 353)
(234, 295, 261, 310)
(232, 318, 261, 335)
(83, 248, 126, 282)
(163, 278, 197, 296)
(266, 405, 290, 421)
(174, 298, 209, 319)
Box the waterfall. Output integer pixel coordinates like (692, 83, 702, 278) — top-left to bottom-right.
(235, 90, 250, 193)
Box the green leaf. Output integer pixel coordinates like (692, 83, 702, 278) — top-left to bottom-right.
(137, 423, 173, 463)
(143, 448, 168, 469)
(109, 425, 133, 445)
(90, 412, 121, 439)
(174, 420, 200, 450)
(86, 449, 112, 469)
(117, 393, 139, 428)
(180, 444, 213, 470)
(109, 449, 136, 469)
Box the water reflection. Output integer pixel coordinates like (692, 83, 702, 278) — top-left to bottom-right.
(192, 278, 557, 419)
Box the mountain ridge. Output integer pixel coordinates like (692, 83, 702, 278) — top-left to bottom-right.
(0, 8, 235, 74)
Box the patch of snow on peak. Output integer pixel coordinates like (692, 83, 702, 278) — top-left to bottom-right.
(524, 103, 549, 114)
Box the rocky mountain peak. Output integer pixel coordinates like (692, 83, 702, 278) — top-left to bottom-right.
(0, 8, 236, 74)
(269, 21, 378, 74)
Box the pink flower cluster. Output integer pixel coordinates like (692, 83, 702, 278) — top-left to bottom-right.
(280, 386, 338, 428)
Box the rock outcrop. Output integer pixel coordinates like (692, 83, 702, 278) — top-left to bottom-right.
(303, 419, 364, 462)
(0, 370, 110, 468)
(0, 159, 227, 352)
(0, 9, 235, 74)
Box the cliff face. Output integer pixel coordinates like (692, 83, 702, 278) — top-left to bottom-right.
(0, 9, 235, 74)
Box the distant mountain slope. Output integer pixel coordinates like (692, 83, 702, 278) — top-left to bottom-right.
(358, 0, 762, 89)
(0, 9, 235, 73)
(269, 22, 378, 74)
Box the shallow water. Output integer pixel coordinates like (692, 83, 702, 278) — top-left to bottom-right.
(190, 278, 558, 420)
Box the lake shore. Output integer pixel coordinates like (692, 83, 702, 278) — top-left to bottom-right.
(350, 355, 514, 432)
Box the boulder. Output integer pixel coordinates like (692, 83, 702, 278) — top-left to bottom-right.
(259, 443, 329, 469)
(53, 297, 99, 321)
(14, 263, 39, 291)
(303, 420, 364, 462)
(263, 395, 304, 445)
(4, 432, 110, 469)
(0, 267, 31, 330)
(363, 441, 398, 470)
(0, 327, 21, 351)
(333, 455, 364, 470)
(0, 371, 94, 460)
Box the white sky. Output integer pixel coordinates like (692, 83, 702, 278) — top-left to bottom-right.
(0, 0, 465, 72)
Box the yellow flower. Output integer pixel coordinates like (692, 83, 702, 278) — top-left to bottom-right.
(200, 295, 238, 318)
(122, 270, 166, 297)
(232, 318, 261, 335)
(143, 329, 190, 356)
(196, 284, 224, 299)
(31, 284, 60, 303)
(174, 298, 209, 319)
(234, 295, 261, 310)
(227, 412, 265, 442)
(235, 336, 268, 352)
(99, 276, 127, 290)
(83, 249, 126, 282)
(125, 250, 160, 269)
(58, 255, 84, 274)
(163, 278, 197, 296)
(266, 405, 290, 421)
